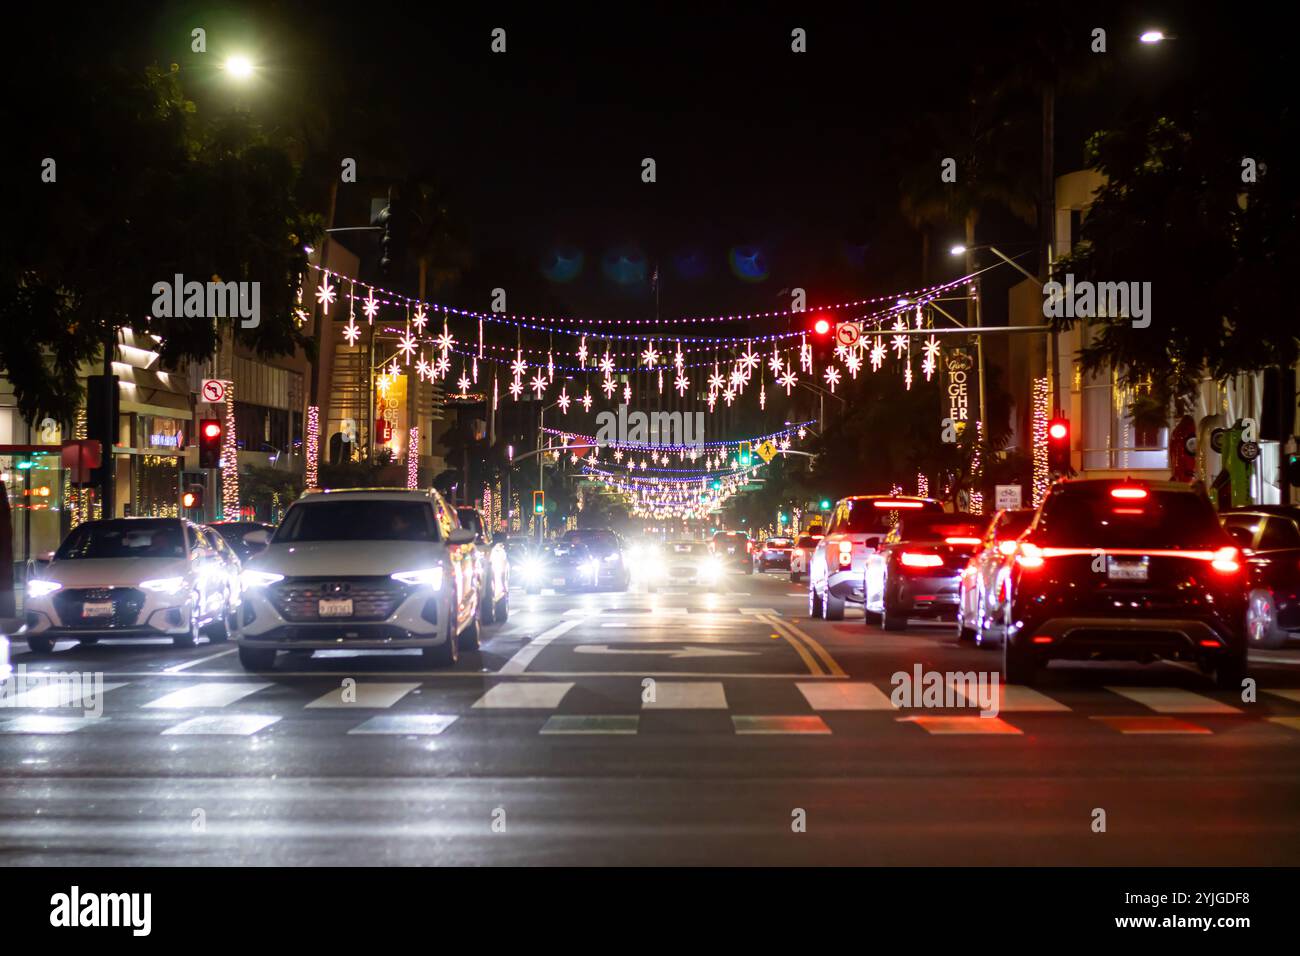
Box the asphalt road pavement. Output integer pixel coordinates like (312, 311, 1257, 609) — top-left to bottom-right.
(3, 570, 1299, 865)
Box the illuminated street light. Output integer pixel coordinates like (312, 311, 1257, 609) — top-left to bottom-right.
(1139, 30, 1166, 44)
(224, 54, 255, 79)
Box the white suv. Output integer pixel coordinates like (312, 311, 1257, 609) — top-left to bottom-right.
(808, 496, 944, 619)
(21, 517, 237, 651)
(236, 488, 479, 670)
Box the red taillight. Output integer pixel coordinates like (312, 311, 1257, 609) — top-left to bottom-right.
(837, 540, 853, 568)
(1016, 542, 1045, 569)
(873, 499, 924, 509)
(1199, 638, 1224, 648)
(1210, 546, 1241, 573)
(997, 540, 1018, 556)
(900, 552, 943, 568)
(1031, 635, 1054, 644)
(945, 536, 981, 546)
(1110, 486, 1148, 499)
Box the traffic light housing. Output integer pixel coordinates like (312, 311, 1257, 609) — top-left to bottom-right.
(533, 490, 545, 515)
(1287, 452, 1300, 486)
(376, 186, 408, 276)
(198, 419, 223, 469)
(1047, 417, 1071, 474)
(738, 441, 752, 466)
(181, 485, 203, 510)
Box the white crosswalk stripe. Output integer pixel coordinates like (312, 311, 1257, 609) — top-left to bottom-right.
(143, 682, 272, 709)
(948, 681, 1070, 712)
(1105, 687, 1242, 714)
(0, 681, 127, 710)
(797, 681, 895, 711)
(472, 682, 574, 709)
(305, 682, 419, 709)
(161, 714, 280, 736)
(642, 681, 727, 709)
(0, 715, 103, 734)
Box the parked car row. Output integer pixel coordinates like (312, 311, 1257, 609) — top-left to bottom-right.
(17, 488, 513, 672)
(809, 481, 1298, 688)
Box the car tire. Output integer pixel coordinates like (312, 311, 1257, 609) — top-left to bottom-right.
(790, 571, 802, 584)
(173, 601, 200, 648)
(1246, 589, 1286, 649)
(459, 615, 481, 652)
(881, 581, 907, 631)
(809, 582, 824, 618)
(1002, 638, 1037, 685)
(202, 590, 233, 643)
(25, 634, 55, 654)
(955, 602, 976, 643)
(1209, 651, 1248, 691)
(424, 619, 460, 666)
(480, 582, 495, 625)
(494, 594, 509, 623)
(823, 590, 845, 621)
(238, 645, 276, 671)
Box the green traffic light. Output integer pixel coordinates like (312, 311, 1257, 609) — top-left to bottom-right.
(819, 499, 830, 510)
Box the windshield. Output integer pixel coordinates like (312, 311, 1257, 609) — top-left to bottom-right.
(995, 510, 1036, 540)
(897, 515, 984, 542)
(795, 536, 822, 549)
(841, 499, 943, 533)
(456, 508, 484, 537)
(1035, 488, 1227, 549)
(274, 500, 438, 542)
(211, 523, 273, 560)
(564, 530, 619, 555)
(55, 520, 186, 560)
(766, 538, 793, 547)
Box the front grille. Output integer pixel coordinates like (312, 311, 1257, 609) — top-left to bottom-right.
(269, 577, 408, 622)
(52, 587, 145, 629)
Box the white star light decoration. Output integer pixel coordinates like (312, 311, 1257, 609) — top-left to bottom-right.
(759, 380, 766, 409)
(800, 337, 812, 372)
(780, 368, 798, 395)
(870, 337, 887, 372)
(891, 317, 908, 358)
(435, 326, 456, 354)
(622, 383, 632, 402)
(599, 351, 615, 376)
(722, 386, 736, 406)
(739, 346, 760, 374)
(434, 353, 451, 377)
(602, 376, 617, 398)
(922, 334, 940, 381)
(642, 341, 659, 368)
(510, 351, 527, 379)
(558, 387, 571, 412)
(581, 389, 593, 411)
(675, 371, 690, 396)
(846, 349, 862, 378)
(458, 370, 472, 394)
(342, 320, 361, 346)
(412, 304, 428, 332)
(509, 377, 524, 399)
(415, 354, 431, 380)
(769, 347, 783, 376)
(824, 366, 841, 392)
(674, 344, 684, 369)
(363, 290, 379, 323)
(707, 365, 725, 393)
(530, 373, 548, 399)
(315, 274, 336, 314)
(397, 331, 418, 362)
(577, 336, 589, 365)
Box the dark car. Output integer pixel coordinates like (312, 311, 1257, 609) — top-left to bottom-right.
(208, 521, 276, 563)
(956, 508, 1037, 646)
(863, 513, 985, 631)
(1220, 505, 1300, 648)
(561, 528, 630, 591)
(711, 531, 753, 573)
(528, 541, 601, 593)
(754, 536, 794, 572)
(456, 506, 509, 624)
(999, 479, 1248, 688)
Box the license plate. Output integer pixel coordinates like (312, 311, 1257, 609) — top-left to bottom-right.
(1107, 557, 1149, 582)
(318, 598, 354, 617)
(81, 601, 113, 618)
(552, 577, 566, 586)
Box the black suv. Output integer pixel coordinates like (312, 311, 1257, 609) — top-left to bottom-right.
(1221, 505, 1300, 649)
(1000, 480, 1248, 688)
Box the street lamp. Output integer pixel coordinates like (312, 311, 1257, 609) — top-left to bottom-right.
(1139, 30, 1167, 44)
(223, 55, 255, 79)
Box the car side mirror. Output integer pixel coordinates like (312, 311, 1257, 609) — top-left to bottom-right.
(448, 528, 475, 546)
(244, 530, 270, 547)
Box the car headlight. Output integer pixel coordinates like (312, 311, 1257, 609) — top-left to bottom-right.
(604, 553, 621, 564)
(241, 570, 285, 589)
(585, 560, 601, 577)
(140, 576, 188, 595)
(26, 580, 62, 598)
(391, 567, 444, 589)
(699, 557, 723, 578)
(520, 560, 544, 581)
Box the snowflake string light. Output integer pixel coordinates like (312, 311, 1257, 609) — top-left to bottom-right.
(577, 336, 589, 365)
(415, 354, 432, 381)
(397, 331, 418, 362)
(435, 326, 455, 354)
(780, 368, 798, 395)
(614, 448, 624, 463)
(824, 366, 841, 392)
(707, 391, 717, 412)
(707, 365, 725, 392)
(921, 334, 941, 381)
(314, 273, 336, 313)
(602, 376, 617, 398)
(557, 387, 571, 412)
(657, 369, 664, 393)
(759, 380, 766, 409)
(869, 337, 887, 371)
(722, 387, 735, 406)
(622, 383, 632, 402)
(915, 304, 924, 329)
(800, 337, 812, 372)
(674, 344, 684, 369)
(581, 389, 593, 411)
(598, 351, 615, 376)
(729, 367, 745, 388)
(780, 436, 791, 450)
(342, 320, 361, 346)
(510, 350, 527, 379)
(434, 353, 451, 377)
(675, 371, 690, 396)
(846, 350, 862, 378)
(891, 316, 908, 358)
(509, 376, 523, 399)
(412, 304, 428, 332)
(547, 350, 555, 382)
(457, 370, 471, 394)
(833, 343, 849, 363)
(904, 359, 913, 390)
(530, 373, 548, 399)
(641, 340, 659, 368)
(362, 290, 379, 323)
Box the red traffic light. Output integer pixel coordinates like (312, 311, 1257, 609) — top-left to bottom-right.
(1048, 420, 1068, 441)
(1047, 417, 1071, 474)
(198, 419, 223, 468)
(813, 317, 831, 336)
(203, 421, 222, 439)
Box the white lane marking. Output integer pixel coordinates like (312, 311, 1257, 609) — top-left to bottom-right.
(143, 681, 272, 709)
(164, 647, 237, 673)
(2, 681, 127, 709)
(348, 715, 458, 735)
(1265, 689, 1300, 703)
(540, 715, 639, 735)
(1106, 686, 1242, 714)
(161, 714, 280, 736)
(498, 618, 586, 675)
(573, 644, 758, 659)
(948, 681, 1070, 712)
(797, 681, 895, 711)
(738, 607, 779, 615)
(641, 681, 727, 709)
(82, 669, 843, 680)
(0, 715, 103, 734)
(305, 682, 420, 709)
(471, 682, 574, 709)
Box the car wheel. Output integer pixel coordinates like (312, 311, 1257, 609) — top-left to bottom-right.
(479, 582, 495, 625)
(808, 581, 823, 618)
(1246, 589, 1286, 649)
(1002, 638, 1037, 685)
(955, 601, 976, 643)
(202, 590, 232, 643)
(790, 571, 802, 583)
(424, 617, 460, 666)
(238, 645, 276, 671)
(494, 593, 509, 623)
(1211, 652, 1248, 691)
(822, 589, 845, 620)
(25, 634, 55, 654)
(973, 592, 998, 649)
(459, 615, 481, 652)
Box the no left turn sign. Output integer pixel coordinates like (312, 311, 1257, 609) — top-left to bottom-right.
(201, 379, 227, 403)
(835, 322, 861, 347)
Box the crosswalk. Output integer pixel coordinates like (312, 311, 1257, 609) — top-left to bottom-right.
(1, 676, 1299, 738)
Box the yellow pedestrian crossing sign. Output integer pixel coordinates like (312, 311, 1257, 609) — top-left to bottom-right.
(755, 440, 778, 464)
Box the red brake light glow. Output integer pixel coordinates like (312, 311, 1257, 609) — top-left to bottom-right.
(1015, 542, 1045, 569)
(1210, 547, 1241, 573)
(944, 536, 981, 546)
(1110, 487, 1148, 499)
(900, 552, 943, 568)
(997, 540, 1018, 556)
(837, 540, 853, 568)
(873, 499, 925, 509)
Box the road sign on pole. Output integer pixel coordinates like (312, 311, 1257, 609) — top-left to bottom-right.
(755, 440, 778, 464)
(835, 322, 861, 348)
(200, 379, 228, 404)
